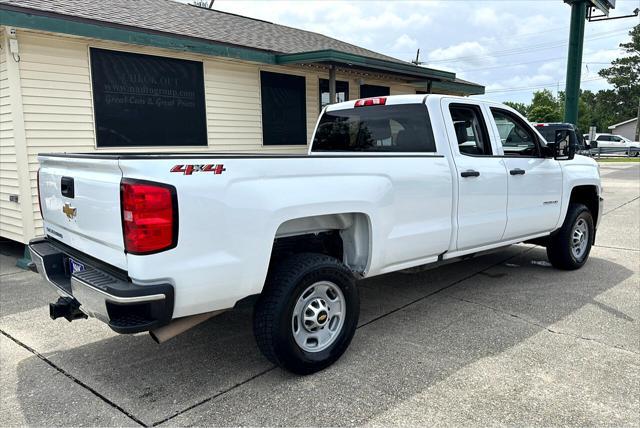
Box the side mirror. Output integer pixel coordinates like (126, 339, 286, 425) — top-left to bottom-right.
(547, 129, 575, 160)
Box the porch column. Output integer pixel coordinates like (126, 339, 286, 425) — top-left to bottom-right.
(329, 65, 336, 104)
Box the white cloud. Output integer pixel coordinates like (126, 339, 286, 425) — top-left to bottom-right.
(538, 60, 564, 76)
(392, 34, 418, 51)
(427, 41, 495, 67)
(471, 7, 499, 27)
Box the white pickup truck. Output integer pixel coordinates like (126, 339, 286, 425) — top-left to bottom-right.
(29, 94, 602, 374)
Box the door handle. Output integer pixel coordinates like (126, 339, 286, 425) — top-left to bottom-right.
(509, 168, 526, 176)
(61, 176, 75, 198)
(461, 170, 480, 178)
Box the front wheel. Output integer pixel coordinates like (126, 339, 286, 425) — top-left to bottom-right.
(253, 253, 359, 375)
(546, 203, 594, 270)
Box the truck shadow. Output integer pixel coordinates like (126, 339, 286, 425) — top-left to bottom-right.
(15, 245, 636, 426)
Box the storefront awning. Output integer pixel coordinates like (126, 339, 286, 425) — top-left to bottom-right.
(276, 49, 484, 96)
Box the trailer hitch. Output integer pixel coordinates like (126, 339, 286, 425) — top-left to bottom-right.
(49, 297, 87, 322)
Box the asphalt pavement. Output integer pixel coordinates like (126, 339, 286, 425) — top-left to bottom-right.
(1, 162, 638, 427)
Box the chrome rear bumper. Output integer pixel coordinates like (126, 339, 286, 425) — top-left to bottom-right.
(28, 237, 174, 333)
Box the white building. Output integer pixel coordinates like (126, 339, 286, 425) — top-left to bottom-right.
(608, 118, 639, 142)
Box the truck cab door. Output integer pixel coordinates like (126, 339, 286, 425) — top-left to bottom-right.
(442, 100, 508, 250)
(488, 108, 563, 239)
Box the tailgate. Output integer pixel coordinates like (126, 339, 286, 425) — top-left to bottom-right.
(38, 155, 127, 270)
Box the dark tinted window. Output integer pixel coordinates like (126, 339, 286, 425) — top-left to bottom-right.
(260, 71, 307, 145)
(90, 48, 207, 147)
(312, 104, 435, 152)
(319, 79, 349, 109)
(536, 125, 586, 149)
(491, 108, 540, 157)
(535, 125, 561, 142)
(450, 104, 492, 156)
(360, 84, 390, 98)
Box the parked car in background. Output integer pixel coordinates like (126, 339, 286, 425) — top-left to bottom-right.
(592, 134, 640, 156)
(534, 123, 591, 156)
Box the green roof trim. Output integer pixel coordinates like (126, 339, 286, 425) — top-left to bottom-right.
(0, 7, 277, 64)
(276, 49, 455, 81)
(412, 79, 485, 96)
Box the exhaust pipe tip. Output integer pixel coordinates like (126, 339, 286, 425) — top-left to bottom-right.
(149, 310, 225, 344)
(149, 330, 161, 344)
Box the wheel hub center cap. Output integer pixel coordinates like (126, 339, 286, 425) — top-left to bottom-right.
(302, 298, 329, 332)
(317, 311, 328, 324)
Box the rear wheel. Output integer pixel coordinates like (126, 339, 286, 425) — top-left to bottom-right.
(253, 253, 359, 374)
(546, 203, 594, 270)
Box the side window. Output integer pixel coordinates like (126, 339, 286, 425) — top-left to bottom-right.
(449, 104, 492, 156)
(260, 71, 307, 146)
(490, 108, 540, 157)
(312, 104, 436, 152)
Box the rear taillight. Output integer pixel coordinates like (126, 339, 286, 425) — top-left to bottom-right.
(37, 168, 43, 219)
(120, 179, 178, 255)
(354, 97, 387, 107)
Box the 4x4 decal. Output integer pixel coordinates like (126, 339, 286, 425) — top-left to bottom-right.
(170, 164, 226, 175)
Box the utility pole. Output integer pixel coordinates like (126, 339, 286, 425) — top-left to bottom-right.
(564, 0, 587, 125)
(412, 49, 424, 66)
(563, 1, 636, 126)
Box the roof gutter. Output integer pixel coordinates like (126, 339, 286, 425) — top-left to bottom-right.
(276, 49, 455, 81)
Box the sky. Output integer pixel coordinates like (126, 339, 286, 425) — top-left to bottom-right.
(178, 0, 640, 104)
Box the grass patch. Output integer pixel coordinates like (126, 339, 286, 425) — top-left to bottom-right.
(595, 157, 640, 163)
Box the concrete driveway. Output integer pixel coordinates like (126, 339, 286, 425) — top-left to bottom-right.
(1, 163, 638, 427)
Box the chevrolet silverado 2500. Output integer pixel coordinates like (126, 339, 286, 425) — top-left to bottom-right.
(29, 95, 602, 374)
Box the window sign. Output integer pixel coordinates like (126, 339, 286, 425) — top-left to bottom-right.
(90, 48, 207, 147)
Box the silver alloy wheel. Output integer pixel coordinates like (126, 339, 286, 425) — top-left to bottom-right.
(571, 218, 589, 260)
(292, 281, 346, 353)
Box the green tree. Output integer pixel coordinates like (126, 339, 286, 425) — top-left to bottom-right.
(599, 24, 639, 138)
(191, 1, 214, 8)
(504, 101, 529, 116)
(557, 90, 591, 132)
(527, 89, 562, 123)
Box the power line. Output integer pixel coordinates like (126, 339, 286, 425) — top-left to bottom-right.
(456, 53, 622, 73)
(423, 29, 630, 64)
(458, 57, 567, 73)
(386, 23, 633, 55)
(484, 77, 606, 94)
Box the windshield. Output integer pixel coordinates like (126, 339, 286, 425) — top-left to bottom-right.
(312, 104, 436, 152)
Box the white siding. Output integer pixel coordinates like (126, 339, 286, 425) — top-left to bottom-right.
(17, 32, 96, 238)
(0, 33, 23, 242)
(7, 29, 420, 243)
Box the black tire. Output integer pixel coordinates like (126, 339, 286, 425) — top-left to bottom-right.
(546, 203, 594, 270)
(253, 253, 359, 375)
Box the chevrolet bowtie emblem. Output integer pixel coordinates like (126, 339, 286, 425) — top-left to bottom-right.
(62, 203, 77, 219)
